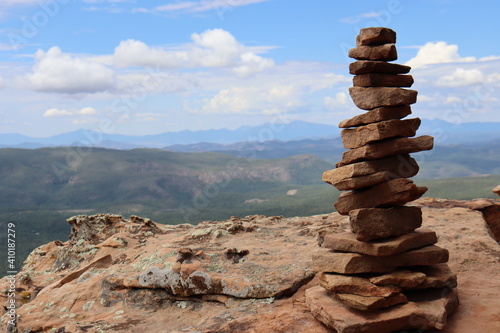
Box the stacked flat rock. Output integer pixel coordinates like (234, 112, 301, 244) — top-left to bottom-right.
(306, 27, 459, 333)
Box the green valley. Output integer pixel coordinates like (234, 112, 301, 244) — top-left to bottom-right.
(0, 147, 499, 276)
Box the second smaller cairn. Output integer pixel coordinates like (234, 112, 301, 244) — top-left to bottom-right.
(306, 27, 458, 333)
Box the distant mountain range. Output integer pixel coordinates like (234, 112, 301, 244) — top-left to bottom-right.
(0, 121, 337, 149)
(1, 120, 499, 149)
(165, 137, 500, 178)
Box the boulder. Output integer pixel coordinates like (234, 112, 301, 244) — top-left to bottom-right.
(334, 179, 427, 215)
(320, 229, 437, 256)
(349, 60, 411, 75)
(338, 105, 411, 128)
(306, 286, 459, 333)
(349, 206, 423, 241)
(335, 292, 408, 312)
(66, 214, 163, 245)
(349, 87, 418, 110)
(341, 118, 421, 149)
(312, 245, 449, 274)
(318, 273, 401, 297)
(337, 135, 434, 167)
(353, 73, 414, 87)
(356, 27, 396, 46)
(493, 185, 500, 196)
(348, 44, 397, 61)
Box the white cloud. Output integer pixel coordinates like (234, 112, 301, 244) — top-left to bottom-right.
(444, 96, 462, 104)
(406, 42, 476, 69)
(416, 95, 432, 103)
(27, 46, 115, 94)
(114, 39, 187, 68)
(135, 112, 164, 121)
(114, 28, 274, 76)
(156, 2, 199, 12)
(153, 0, 271, 13)
(83, 0, 131, 3)
(340, 12, 381, 24)
(436, 68, 485, 87)
(43, 107, 99, 117)
(480, 55, 500, 62)
(197, 84, 304, 115)
(201, 87, 253, 114)
(233, 52, 274, 77)
(487, 72, 500, 83)
(43, 108, 72, 117)
(0, 43, 22, 51)
(72, 118, 100, 125)
(324, 92, 348, 110)
(78, 107, 98, 115)
(190, 29, 242, 67)
(181, 60, 352, 117)
(0, 0, 45, 6)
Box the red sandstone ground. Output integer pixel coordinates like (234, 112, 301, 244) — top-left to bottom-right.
(1, 198, 499, 332)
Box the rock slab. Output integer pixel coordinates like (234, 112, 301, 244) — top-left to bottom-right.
(371, 264, 458, 290)
(353, 73, 414, 87)
(349, 60, 411, 75)
(337, 135, 434, 167)
(341, 118, 421, 149)
(336, 292, 407, 312)
(320, 229, 436, 256)
(312, 245, 449, 274)
(334, 178, 427, 215)
(318, 273, 401, 297)
(323, 155, 419, 191)
(349, 206, 423, 241)
(348, 44, 397, 61)
(324, 154, 417, 181)
(349, 86, 418, 110)
(339, 105, 412, 128)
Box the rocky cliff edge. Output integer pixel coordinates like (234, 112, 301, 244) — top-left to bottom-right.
(1, 198, 499, 332)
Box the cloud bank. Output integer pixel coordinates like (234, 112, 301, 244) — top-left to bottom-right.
(405, 42, 476, 69)
(25, 29, 275, 95)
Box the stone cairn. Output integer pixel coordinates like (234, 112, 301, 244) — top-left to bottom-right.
(305, 28, 459, 332)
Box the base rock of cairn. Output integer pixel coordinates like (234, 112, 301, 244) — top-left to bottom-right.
(306, 27, 458, 333)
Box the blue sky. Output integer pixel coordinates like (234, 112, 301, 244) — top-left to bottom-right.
(1, 0, 499, 137)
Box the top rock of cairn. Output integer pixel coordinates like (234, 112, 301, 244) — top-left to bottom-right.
(356, 27, 397, 46)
